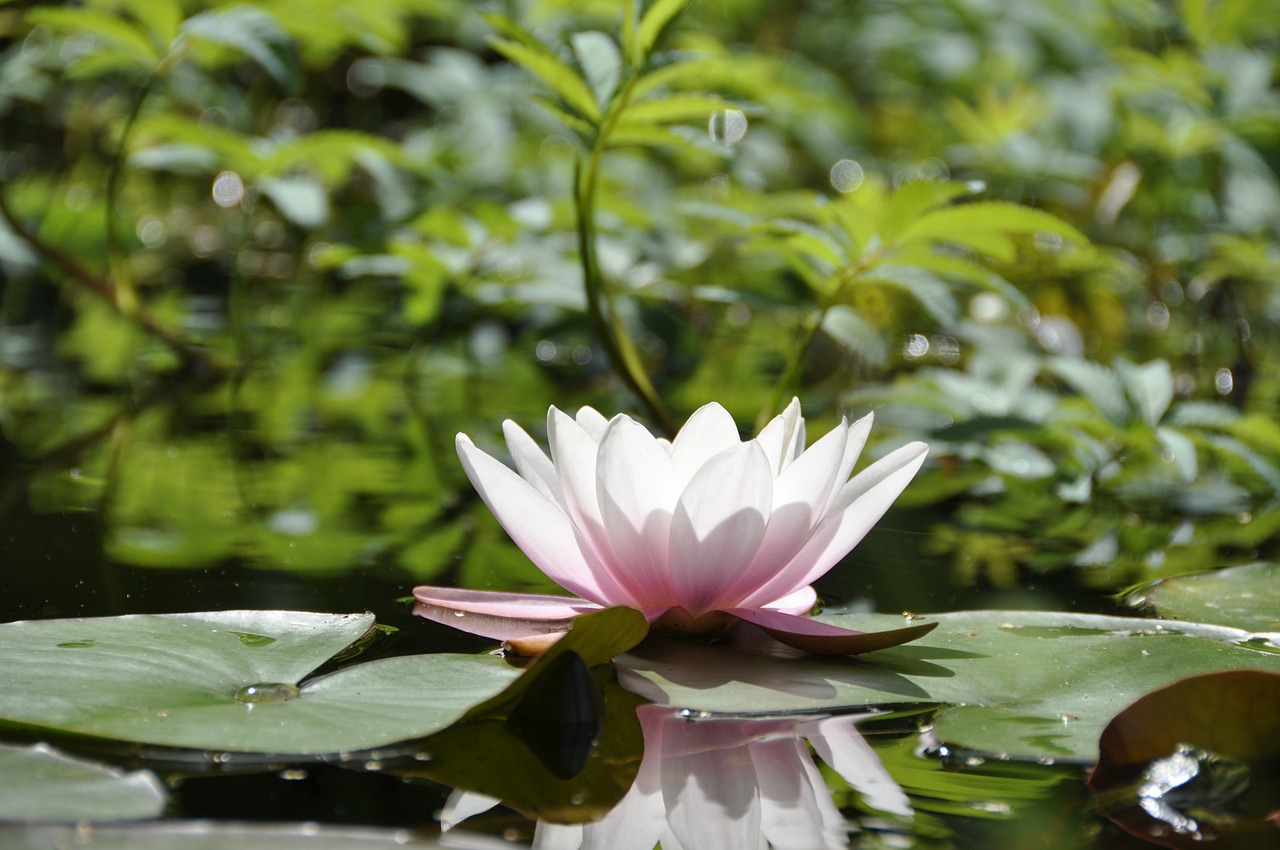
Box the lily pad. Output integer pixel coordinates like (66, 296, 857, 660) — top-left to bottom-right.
(1127, 562, 1280, 632)
(618, 611, 1280, 762)
(0, 743, 166, 822)
(0, 822, 449, 849)
(0, 611, 523, 754)
(1088, 670, 1280, 848)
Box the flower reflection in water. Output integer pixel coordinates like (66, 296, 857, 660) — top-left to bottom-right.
(441, 706, 910, 850)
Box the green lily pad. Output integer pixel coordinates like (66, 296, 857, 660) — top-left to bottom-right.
(0, 611, 523, 754)
(1127, 562, 1280, 632)
(0, 822, 449, 849)
(0, 743, 166, 822)
(618, 611, 1280, 762)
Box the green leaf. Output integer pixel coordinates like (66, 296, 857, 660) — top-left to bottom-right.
(637, 0, 691, 60)
(856, 263, 961, 325)
(878, 179, 978, 244)
(116, 0, 182, 49)
(27, 8, 159, 70)
(617, 93, 739, 127)
(620, 610, 1280, 762)
(1128, 562, 1280, 632)
(1047, 357, 1130, 424)
(0, 611, 524, 753)
(489, 37, 600, 122)
(182, 6, 300, 92)
(0, 743, 166, 822)
(1115, 357, 1173, 426)
(257, 175, 329, 228)
(571, 31, 621, 108)
(898, 202, 1087, 252)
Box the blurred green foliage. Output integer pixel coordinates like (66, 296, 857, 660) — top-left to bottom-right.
(0, 0, 1277, 600)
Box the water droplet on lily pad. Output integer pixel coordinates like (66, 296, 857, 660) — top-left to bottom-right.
(234, 682, 300, 704)
(230, 631, 277, 647)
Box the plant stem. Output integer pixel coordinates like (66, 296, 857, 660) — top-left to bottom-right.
(574, 78, 676, 436)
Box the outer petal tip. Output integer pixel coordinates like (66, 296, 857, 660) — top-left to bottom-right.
(729, 608, 939, 655)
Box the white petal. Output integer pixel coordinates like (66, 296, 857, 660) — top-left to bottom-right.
(547, 409, 618, 573)
(456, 434, 624, 604)
(755, 398, 803, 475)
(828, 412, 873, 511)
(534, 822, 584, 850)
(806, 716, 913, 817)
(575, 405, 610, 441)
(595, 416, 682, 607)
(739, 441, 928, 607)
(504, 419, 560, 505)
(668, 443, 772, 614)
(760, 584, 817, 615)
(669, 402, 742, 484)
(439, 789, 501, 831)
(661, 718, 763, 850)
(752, 736, 846, 850)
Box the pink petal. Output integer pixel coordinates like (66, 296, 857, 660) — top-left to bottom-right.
(668, 402, 742, 484)
(727, 607, 938, 655)
(668, 442, 772, 614)
(740, 441, 928, 607)
(713, 423, 850, 607)
(755, 398, 804, 474)
(595, 416, 682, 607)
(412, 585, 601, 641)
(456, 434, 626, 605)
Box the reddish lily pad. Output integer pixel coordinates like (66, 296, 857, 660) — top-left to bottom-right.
(1088, 670, 1280, 848)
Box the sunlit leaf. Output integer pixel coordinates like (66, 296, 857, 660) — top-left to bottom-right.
(489, 38, 600, 122)
(27, 8, 160, 70)
(571, 31, 621, 108)
(182, 6, 300, 91)
(898, 202, 1087, 251)
(636, 0, 691, 61)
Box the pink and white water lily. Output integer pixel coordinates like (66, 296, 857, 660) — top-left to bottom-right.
(414, 400, 933, 655)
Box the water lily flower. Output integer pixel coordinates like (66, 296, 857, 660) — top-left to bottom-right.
(441, 706, 912, 850)
(414, 400, 932, 654)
